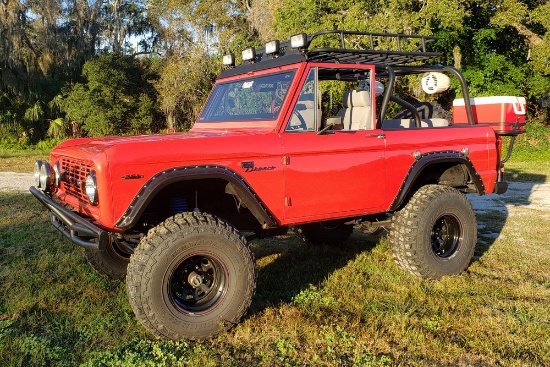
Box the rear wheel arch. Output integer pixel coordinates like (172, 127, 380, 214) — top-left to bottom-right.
(389, 152, 485, 212)
(115, 165, 278, 231)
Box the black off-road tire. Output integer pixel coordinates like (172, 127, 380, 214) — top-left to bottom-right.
(84, 241, 130, 280)
(389, 185, 477, 278)
(126, 212, 256, 340)
(297, 221, 354, 245)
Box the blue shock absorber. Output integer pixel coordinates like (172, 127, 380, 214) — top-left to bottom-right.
(169, 197, 188, 216)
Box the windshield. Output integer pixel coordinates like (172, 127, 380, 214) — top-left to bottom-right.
(198, 71, 295, 122)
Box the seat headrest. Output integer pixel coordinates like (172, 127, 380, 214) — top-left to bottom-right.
(343, 90, 371, 108)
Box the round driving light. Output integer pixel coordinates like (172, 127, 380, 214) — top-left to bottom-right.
(39, 162, 52, 191)
(53, 161, 63, 187)
(85, 171, 98, 205)
(34, 160, 43, 188)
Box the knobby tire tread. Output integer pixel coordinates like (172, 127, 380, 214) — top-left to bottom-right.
(389, 185, 477, 279)
(126, 212, 256, 340)
(84, 246, 128, 280)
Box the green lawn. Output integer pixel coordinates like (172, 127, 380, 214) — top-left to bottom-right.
(1, 186, 549, 366)
(0, 149, 50, 173)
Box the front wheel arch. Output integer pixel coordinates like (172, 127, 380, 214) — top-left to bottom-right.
(115, 165, 278, 231)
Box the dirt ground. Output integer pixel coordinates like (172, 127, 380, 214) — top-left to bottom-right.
(0, 172, 35, 193)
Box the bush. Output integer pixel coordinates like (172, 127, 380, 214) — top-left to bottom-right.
(62, 54, 161, 137)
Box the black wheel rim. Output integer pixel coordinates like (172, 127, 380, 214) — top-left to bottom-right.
(169, 253, 228, 314)
(431, 214, 462, 259)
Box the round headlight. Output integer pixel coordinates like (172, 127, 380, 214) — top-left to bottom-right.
(34, 160, 43, 188)
(85, 171, 98, 205)
(53, 161, 63, 187)
(39, 162, 52, 191)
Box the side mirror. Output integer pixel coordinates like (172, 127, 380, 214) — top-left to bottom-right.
(318, 116, 343, 135)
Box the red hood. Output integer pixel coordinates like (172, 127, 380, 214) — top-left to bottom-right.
(51, 128, 277, 165)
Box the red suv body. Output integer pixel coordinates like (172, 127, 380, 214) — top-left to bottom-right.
(31, 31, 524, 340)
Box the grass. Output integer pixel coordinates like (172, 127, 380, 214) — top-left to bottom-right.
(1, 124, 549, 366)
(0, 149, 50, 173)
(502, 122, 550, 182)
(1, 184, 550, 366)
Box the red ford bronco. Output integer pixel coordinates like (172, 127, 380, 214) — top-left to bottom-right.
(31, 31, 526, 340)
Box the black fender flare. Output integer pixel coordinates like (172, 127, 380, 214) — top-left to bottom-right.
(115, 165, 278, 230)
(388, 151, 485, 212)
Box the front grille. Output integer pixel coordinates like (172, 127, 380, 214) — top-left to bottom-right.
(60, 158, 93, 202)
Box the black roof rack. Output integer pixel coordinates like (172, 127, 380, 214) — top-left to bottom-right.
(304, 30, 441, 65)
(220, 30, 441, 78)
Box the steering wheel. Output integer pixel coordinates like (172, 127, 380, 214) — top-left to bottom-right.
(288, 110, 308, 131)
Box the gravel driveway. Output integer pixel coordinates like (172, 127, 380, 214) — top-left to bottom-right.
(0, 172, 35, 193)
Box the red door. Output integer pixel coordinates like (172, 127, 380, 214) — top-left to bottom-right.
(281, 130, 386, 222)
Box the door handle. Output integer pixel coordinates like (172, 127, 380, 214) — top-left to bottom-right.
(366, 134, 385, 139)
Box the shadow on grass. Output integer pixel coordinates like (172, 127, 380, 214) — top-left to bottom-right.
(505, 168, 548, 183)
(249, 230, 382, 314)
(250, 168, 548, 314)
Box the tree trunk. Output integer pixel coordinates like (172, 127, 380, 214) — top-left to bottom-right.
(453, 45, 462, 70)
(167, 111, 175, 130)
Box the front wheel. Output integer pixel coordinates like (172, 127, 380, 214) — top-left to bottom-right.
(126, 212, 256, 340)
(389, 185, 477, 278)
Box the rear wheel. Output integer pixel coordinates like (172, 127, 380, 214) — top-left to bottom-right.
(84, 240, 130, 280)
(389, 185, 477, 278)
(297, 221, 354, 245)
(126, 212, 256, 340)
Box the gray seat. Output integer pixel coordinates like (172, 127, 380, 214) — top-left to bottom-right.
(382, 118, 449, 129)
(337, 90, 373, 130)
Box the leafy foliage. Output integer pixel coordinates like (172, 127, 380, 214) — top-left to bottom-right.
(1, 0, 549, 141)
(154, 47, 217, 131)
(62, 54, 159, 136)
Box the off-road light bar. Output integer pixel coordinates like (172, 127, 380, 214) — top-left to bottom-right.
(242, 47, 256, 62)
(290, 33, 307, 49)
(265, 40, 280, 55)
(222, 53, 235, 67)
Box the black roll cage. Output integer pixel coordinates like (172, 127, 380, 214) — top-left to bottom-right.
(375, 65, 476, 128)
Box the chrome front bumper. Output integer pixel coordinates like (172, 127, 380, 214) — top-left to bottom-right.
(30, 186, 108, 251)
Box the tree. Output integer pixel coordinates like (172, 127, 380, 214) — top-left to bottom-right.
(270, 0, 548, 121)
(145, 0, 258, 129)
(154, 46, 216, 130)
(62, 54, 159, 136)
(0, 0, 155, 143)
(101, 0, 154, 54)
